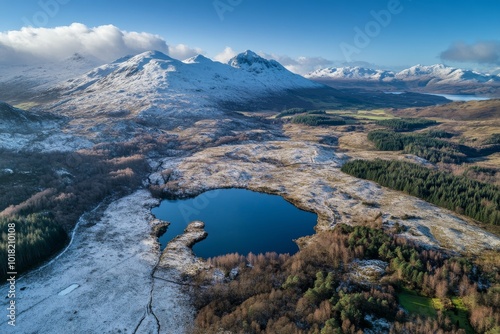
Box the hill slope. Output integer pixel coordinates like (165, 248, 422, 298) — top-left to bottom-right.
(394, 99, 500, 121)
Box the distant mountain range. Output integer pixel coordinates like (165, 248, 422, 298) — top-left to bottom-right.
(0, 51, 452, 116)
(0, 50, 461, 149)
(306, 64, 500, 97)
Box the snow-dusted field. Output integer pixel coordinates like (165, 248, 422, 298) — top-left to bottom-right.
(0, 190, 195, 334)
(156, 140, 500, 254)
(0, 132, 93, 152)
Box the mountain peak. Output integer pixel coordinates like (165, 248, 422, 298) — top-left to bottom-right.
(183, 54, 213, 64)
(112, 50, 178, 73)
(68, 53, 85, 62)
(229, 50, 284, 73)
(229, 50, 263, 65)
(241, 50, 259, 58)
(130, 50, 173, 62)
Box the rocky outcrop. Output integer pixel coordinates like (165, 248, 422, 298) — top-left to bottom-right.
(150, 218, 170, 238)
(156, 221, 208, 276)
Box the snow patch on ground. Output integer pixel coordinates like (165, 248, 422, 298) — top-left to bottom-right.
(364, 314, 391, 334)
(0, 190, 195, 334)
(57, 284, 79, 296)
(349, 259, 388, 284)
(0, 131, 92, 152)
(0, 133, 31, 150)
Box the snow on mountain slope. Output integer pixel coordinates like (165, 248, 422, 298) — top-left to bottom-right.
(307, 67, 395, 81)
(52, 50, 323, 115)
(395, 64, 497, 84)
(228, 50, 325, 88)
(0, 101, 58, 132)
(0, 101, 92, 152)
(0, 53, 102, 104)
(306, 64, 500, 85)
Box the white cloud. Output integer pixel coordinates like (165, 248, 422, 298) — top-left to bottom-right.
(258, 52, 335, 74)
(0, 23, 202, 65)
(168, 44, 203, 60)
(213, 46, 238, 63)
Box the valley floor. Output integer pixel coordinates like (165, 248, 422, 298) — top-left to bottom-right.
(1, 111, 499, 333)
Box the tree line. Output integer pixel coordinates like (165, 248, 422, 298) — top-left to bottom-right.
(276, 108, 308, 118)
(341, 159, 500, 225)
(0, 213, 68, 278)
(367, 130, 467, 163)
(368, 129, 500, 164)
(375, 118, 438, 132)
(275, 108, 350, 127)
(291, 115, 346, 126)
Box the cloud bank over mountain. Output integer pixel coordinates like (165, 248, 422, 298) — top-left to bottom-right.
(259, 53, 334, 75)
(214, 46, 238, 63)
(0, 23, 202, 65)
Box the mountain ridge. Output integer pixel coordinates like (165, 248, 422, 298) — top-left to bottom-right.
(0, 50, 452, 115)
(47, 50, 338, 115)
(307, 64, 500, 84)
(306, 64, 500, 96)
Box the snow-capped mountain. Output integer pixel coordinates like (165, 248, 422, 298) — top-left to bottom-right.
(51, 50, 324, 115)
(307, 67, 395, 81)
(306, 64, 500, 84)
(394, 64, 498, 84)
(0, 53, 102, 104)
(306, 64, 500, 96)
(1, 50, 452, 120)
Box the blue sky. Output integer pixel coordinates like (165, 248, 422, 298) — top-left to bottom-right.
(0, 0, 499, 73)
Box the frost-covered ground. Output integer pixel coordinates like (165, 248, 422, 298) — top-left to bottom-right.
(0, 132, 93, 152)
(0, 190, 195, 334)
(153, 140, 500, 254)
(1, 124, 499, 334)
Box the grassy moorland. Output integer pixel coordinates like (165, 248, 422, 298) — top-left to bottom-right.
(398, 290, 474, 334)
